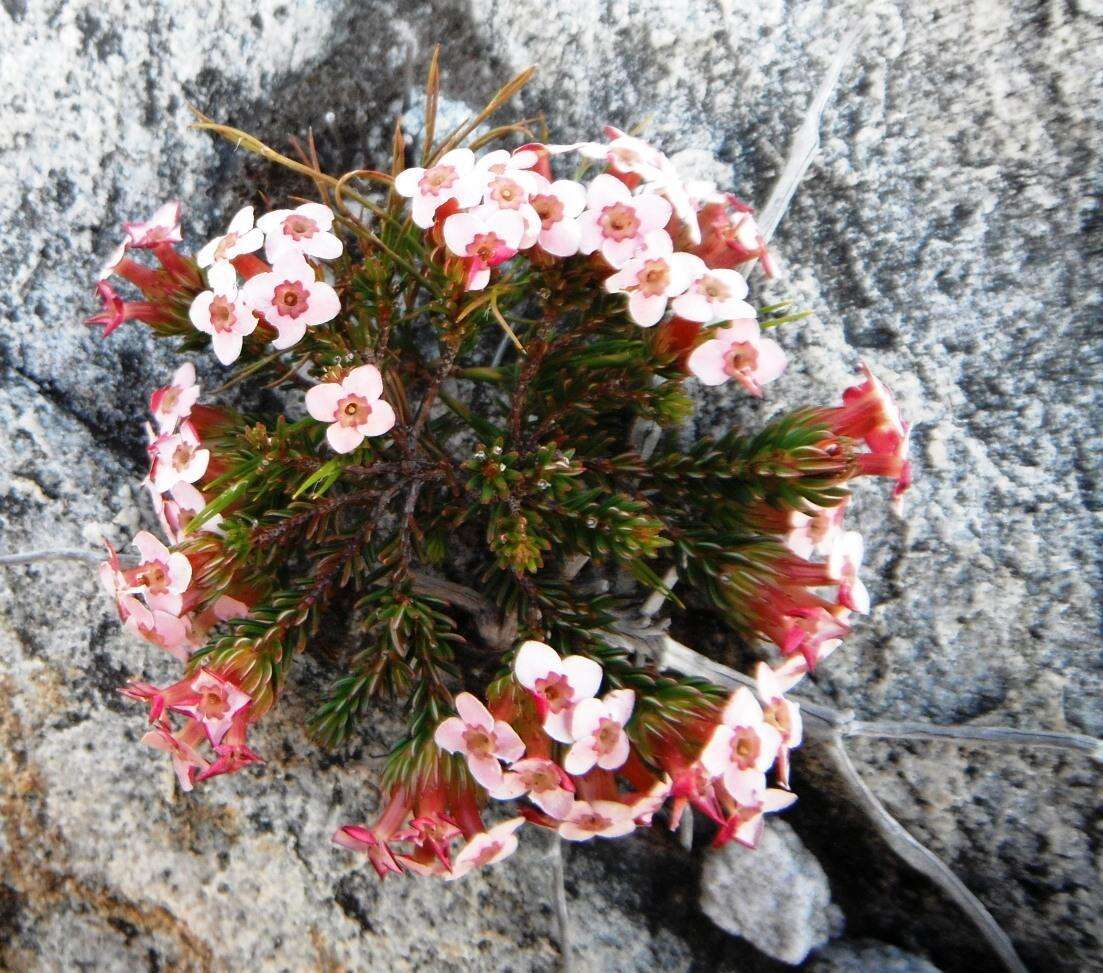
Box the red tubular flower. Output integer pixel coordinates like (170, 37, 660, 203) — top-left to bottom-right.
(691, 195, 773, 275)
(86, 281, 172, 336)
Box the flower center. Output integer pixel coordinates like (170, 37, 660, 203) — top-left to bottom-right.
(172, 443, 195, 471)
(576, 811, 612, 833)
(729, 727, 760, 770)
(523, 766, 559, 792)
(159, 387, 180, 412)
(470, 840, 503, 868)
(723, 341, 758, 376)
(197, 689, 230, 721)
(135, 561, 168, 594)
(421, 164, 458, 194)
(531, 194, 564, 228)
(209, 295, 237, 332)
(534, 672, 573, 713)
(594, 718, 621, 754)
(467, 232, 506, 265)
(282, 215, 318, 240)
(488, 177, 524, 209)
(699, 276, 730, 301)
(213, 231, 239, 261)
(636, 259, 670, 297)
(763, 701, 789, 737)
(273, 280, 310, 319)
(599, 203, 640, 241)
(336, 393, 372, 428)
(463, 727, 494, 757)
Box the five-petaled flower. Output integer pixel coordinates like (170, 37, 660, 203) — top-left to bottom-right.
(256, 202, 343, 262)
(699, 687, 783, 801)
(395, 148, 484, 228)
(170, 669, 253, 746)
(433, 692, 526, 790)
(603, 230, 699, 327)
(197, 205, 265, 269)
(686, 318, 787, 396)
(442, 208, 526, 291)
(563, 689, 635, 775)
(149, 362, 201, 433)
(305, 364, 396, 454)
(240, 251, 341, 349)
(525, 174, 587, 256)
(513, 640, 602, 742)
(578, 174, 672, 268)
(189, 261, 258, 365)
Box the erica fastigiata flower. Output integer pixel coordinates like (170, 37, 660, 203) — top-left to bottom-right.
(85, 61, 913, 888)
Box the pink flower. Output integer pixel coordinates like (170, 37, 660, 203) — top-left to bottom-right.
(433, 692, 525, 790)
(97, 241, 128, 281)
(490, 757, 575, 819)
(125, 530, 192, 615)
(240, 251, 341, 349)
(394, 148, 483, 228)
(671, 267, 753, 324)
(712, 787, 797, 849)
(442, 208, 526, 291)
(169, 669, 252, 746)
(827, 530, 870, 614)
(835, 363, 909, 457)
(197, 205, 265, 268)
(334, 825, 403, 878)
(686, 319, 787, 396)
(512, 640, 603, 742)
(785, 501, 847, 560)
(525, 175, 587, 256)
(149, 362, 200, 433)
(124, 201, 183, 249)
(118, 594, 190, 663)
(699, 687, 782, 801)
(579, 174, 673, 268)
(149, 420, 209, 493)
(305, 364, 396, 453)
(629, 777, 673, 826)
(754, 662, 803, 789)
(445, 817, 525, 881)
(603, 230, 699, 327)
(256, 202, 343, 262)
(563, 689, 635, 774)
(579, 128, 666, 184)
(189, 261, 257, 365)
(141, 720, 208, 792)
(151, 480, 222, 544)
(558, 800, 637, 842)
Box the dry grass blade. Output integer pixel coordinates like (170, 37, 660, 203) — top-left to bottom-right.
(422, 45, 441, 167)
(823, 738, 1029, 973)
(430, 66, 536, 164)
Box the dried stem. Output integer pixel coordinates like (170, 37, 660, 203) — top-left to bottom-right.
(550, 835, 573, 973)
(0, 548, 104, 566)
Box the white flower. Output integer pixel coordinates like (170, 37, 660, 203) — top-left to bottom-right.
(603, 230, 700, 327)
(558, 800, 637, 842)
(671, 267, 753, 324)
(563, 689, 635, 774)
(433, 692, 525, 791)
(189, 261, 257, 365)
(196, 205, 265, 267)
(578, 174, 672, 268)
(513, 640, 603, 742)
(699, 687, 782, 802)
(304, 364, 396, 454)
(256, 203, 342, 262)
(240, 251, 341, 349)
(394, 148, 483, 228)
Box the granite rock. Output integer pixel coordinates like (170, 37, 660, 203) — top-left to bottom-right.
(1, 0, 1101, 970)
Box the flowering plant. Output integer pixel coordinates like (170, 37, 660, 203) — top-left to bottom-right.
(90, 62, 910, 883)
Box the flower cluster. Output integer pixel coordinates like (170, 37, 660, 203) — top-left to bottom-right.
(87, 64, 912, 887)
(333, 640, 806, 879)
(394, 127, 786, 396)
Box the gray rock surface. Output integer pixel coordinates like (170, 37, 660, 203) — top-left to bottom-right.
(1, 0, 1101, 971)
(700, 821, 842, 964)
(807, 938, 942, 973)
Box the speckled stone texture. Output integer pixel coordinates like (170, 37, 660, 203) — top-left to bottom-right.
(1, 1, 1100, 971)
